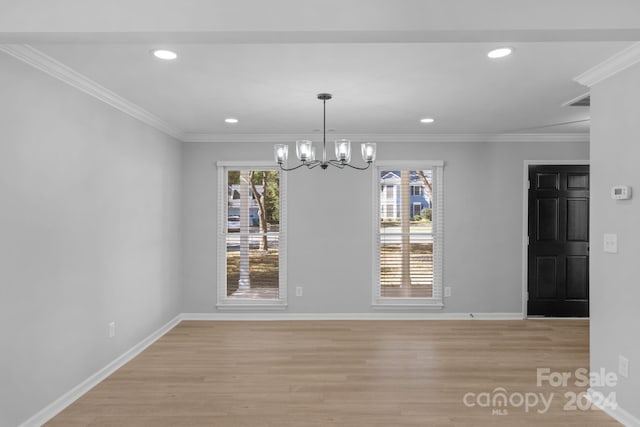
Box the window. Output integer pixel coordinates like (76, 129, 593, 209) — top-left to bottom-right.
(384, 184, 395, 200)
(381, 180, 398, 219)
(374, 162, 443, 307)
(217, 163, 287, 308)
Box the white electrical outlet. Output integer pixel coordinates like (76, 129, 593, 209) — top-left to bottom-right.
(108, 322, 116, 338)
(604, 233, 618, 253)
(619, 355, 629, 378)
(444, 287, 452, 297)
(296, 286, 303, 297)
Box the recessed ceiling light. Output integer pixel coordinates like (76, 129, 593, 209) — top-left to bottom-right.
(420, 118, 435, 124)
(487, 47, 513, 59)
(225, 118, 239, 124)
(152, 49, 177, 60)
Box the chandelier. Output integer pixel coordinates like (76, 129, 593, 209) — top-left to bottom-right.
(274, 93, 377, 171)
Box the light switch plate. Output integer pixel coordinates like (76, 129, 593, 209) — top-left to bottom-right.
(603, 234, 618, 253)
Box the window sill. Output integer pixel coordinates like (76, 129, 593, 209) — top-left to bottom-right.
(372, 301, 444, 310)
(216, 303, 288, 311)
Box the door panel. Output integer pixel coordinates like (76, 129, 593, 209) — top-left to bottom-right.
(566, 256, 588, 300)
(566, 199, 589, 241)
(528, 165, 589, 317)
(567, 173, 588, 189)
(537, 173, 559, 190)
(535, 256, 558, 299)
(537, 199, 558, 241)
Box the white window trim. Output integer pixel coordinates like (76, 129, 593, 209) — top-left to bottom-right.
(372, 161, 444, 308)
(216, 161, 288, 310)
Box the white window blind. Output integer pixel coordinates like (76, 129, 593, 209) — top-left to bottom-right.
(217, 163, 287, 309)
(374, 162, 443, 307)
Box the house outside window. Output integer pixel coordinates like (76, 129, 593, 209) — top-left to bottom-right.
(380, 171, 432, 220)
(412, 202, 422, 218)
(217, 162, 287, 309)
(374, 162, 444, 307)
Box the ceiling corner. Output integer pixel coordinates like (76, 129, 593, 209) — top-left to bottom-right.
(574, 42, 640, 87)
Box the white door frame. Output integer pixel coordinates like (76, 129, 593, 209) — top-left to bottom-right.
(521, 160, 590, 319)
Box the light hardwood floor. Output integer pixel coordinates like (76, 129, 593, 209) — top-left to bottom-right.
(46, 320, 619, 426)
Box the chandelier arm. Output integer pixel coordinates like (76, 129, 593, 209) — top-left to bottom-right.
(307, 160, 323, 169)
(341, 161, 372, 171)
(327, 159, 346, 169)
(278, 162, 308, 172)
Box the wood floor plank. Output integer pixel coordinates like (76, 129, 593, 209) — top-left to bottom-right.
(46, 320, 620, 426)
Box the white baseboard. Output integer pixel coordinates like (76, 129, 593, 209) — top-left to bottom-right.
(181, 312, 524, 321)
(588, 388, 640, 427)
(19, 314, 182, 427)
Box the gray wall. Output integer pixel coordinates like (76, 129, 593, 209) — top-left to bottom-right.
(0, 54, 183, 426)
(590, 62, 640, 419)
(182, 139, 589, 314)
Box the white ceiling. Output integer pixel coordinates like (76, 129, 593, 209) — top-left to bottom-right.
(3, 1, 640, 140)
(34, 42, 627, 136)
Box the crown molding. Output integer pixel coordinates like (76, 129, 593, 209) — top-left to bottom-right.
(182, 132, 589, 144)
(0, 44, 185, 141)
(574, 42, 640, 87)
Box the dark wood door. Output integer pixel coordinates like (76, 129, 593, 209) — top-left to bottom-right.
(528, 165, 589, 317)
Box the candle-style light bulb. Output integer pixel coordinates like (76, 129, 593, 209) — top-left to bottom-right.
(274, 144, 288, 164)
(296, 140, 313, 162)
(335, 139, 351, 163)
(361, 142, 376, 162)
